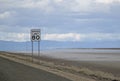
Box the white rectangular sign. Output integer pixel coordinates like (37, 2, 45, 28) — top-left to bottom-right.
(31, 29, 41, 41)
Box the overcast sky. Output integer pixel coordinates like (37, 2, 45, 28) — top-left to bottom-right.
(0, 0, 120, 42)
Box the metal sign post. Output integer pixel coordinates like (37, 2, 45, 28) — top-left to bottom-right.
(31, 29, 41, 63)
(32, 41, 33, 62)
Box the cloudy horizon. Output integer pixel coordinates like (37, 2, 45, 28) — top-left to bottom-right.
(0, 0, 120, 42)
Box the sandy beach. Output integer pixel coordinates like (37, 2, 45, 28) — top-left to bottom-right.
(0, 51, 120, 81)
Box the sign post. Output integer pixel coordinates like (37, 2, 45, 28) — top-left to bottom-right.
(31, 29, 41, 62)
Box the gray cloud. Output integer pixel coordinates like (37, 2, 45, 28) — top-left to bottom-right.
(0, 0, 120, 42)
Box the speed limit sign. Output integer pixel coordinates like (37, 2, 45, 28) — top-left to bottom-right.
(31, 29, 41, 41)
(30, 29, 41, 62)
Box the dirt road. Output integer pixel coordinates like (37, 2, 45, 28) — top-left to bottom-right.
(0, 57, 71, 81)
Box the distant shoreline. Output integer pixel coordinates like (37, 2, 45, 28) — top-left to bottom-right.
(60, 48, 120, 50)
